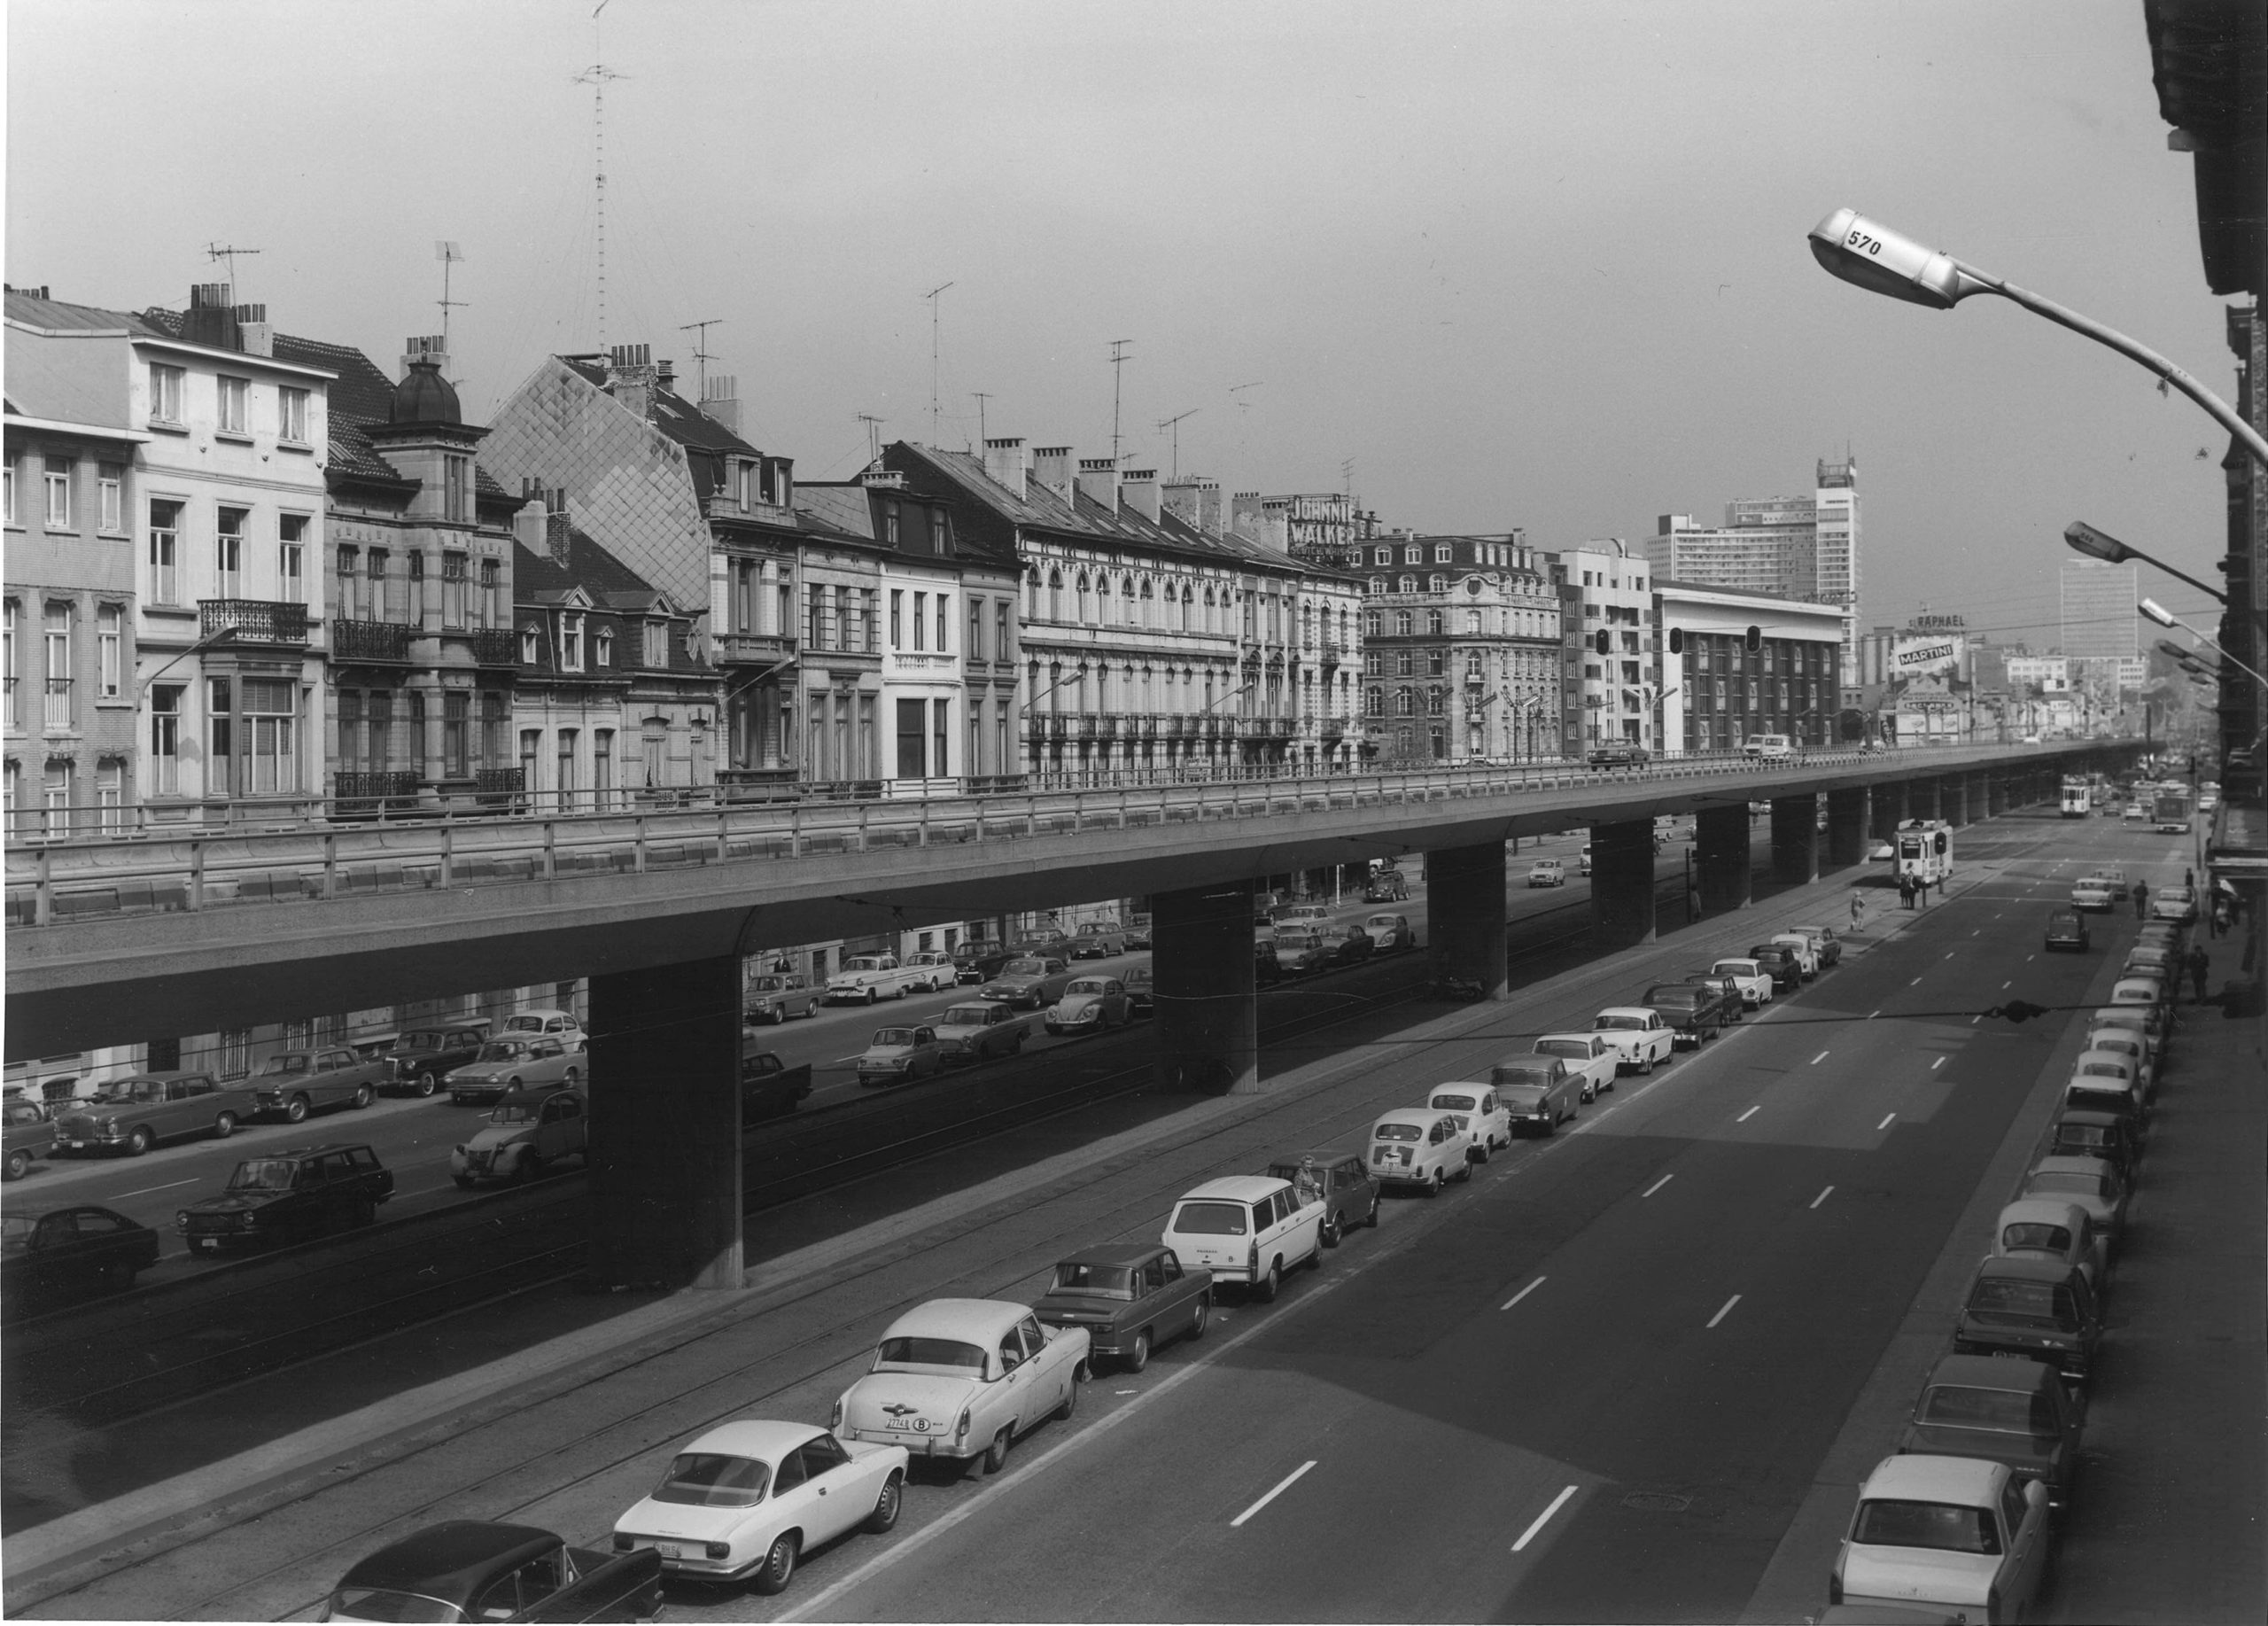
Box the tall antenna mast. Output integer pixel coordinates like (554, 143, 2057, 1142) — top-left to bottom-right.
(679, 317, 724, 401)
(971, 392, 992, 449)
(1340, 455, 1356, 498)
(856, 413, 885, 465)
(922, 282, 954, 445)
(1107, 338, 1134, 465)
(434, 242, 468, 354)
(205, 242, 260, 301)
(572, 1, 626, 350)
(1157, 408, 1200, 480)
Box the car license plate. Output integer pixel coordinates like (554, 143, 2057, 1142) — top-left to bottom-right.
(65, 1140, 87, 1150)
(885, 1416, 930, 1433)
(655, 1541, 682, 1560)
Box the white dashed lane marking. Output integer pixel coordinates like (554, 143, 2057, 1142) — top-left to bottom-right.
(1877, 1112, 1897, 1130)
(1230, 1461, 1317, 1528)
(1500, 1277, 1546, 1312)
(1811, 1050, 1829, 1065)
(1706, 1295, 1743, 1328)
(1642, 1173, 1674, 1198)
(1810, 1185, 1834, 1209)
(1512, 1486, 1580, 1552)
(1736, 1106, 1759, 1123)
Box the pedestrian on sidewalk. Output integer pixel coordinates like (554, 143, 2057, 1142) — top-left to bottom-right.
(2132, 880, 2149, 920)
(2189, 945, 2210, 1005)
(1850, 890, 1866, 931)
(2185, 867, 2195, 891)
(1898, 874, 1914, 910)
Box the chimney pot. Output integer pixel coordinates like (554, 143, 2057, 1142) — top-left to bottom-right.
(1031, 446, 1075, 503)
(1076, 458, 1121, 514)
(1122, 469, 1161, 523)
(982, 436, 1029, 500)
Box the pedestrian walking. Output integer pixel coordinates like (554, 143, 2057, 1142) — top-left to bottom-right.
(2187, 945, 2210, 1004)
(2132, 880, 2149, 920)
(1899, 874, 1915, 910)
(2212, 895, 2231, 938)
(2184, 867, 2194, 891)
(1850, 890, 1866, 931)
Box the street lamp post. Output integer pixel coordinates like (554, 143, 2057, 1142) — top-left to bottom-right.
(2143, 599, 2268, 689)
(1809, 209, 2268, 472)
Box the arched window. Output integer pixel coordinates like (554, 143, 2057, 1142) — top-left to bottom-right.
(1399, 575, 1417, 594)
(1467, 609, 1482, 634)
(1426, 610, 1444, 636)
(1429, 574, 1447, 594)
(1434, 545, 1452, 564)
(1369, 577, 1385, 595)
(1075, 572, 1091, 623)
(1394, 689, 1414, 716)
(1098, 575, 1114, 621)
(1025, 567, 1041, 619)
(1365, 686, 1384, 717)
(1179, 584, 1192, 631)
(1394, 611, 1414, 636)
(1047, 568, 1064, 623)
(1138, 578, 1154, 627)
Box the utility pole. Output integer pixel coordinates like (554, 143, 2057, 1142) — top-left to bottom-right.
(573, 2, 625, 350)
(435, 241, 468, 355)
(971, 392, 993, 448)
(679, 318, 725, 401)
(1108, 338, 1133, 466)
(1156, 408, 1200, 480)
(923, 282, 954, 445)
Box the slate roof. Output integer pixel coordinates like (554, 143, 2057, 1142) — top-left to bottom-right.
(4, 291, 164, 336)
(555, 354, 765, 508)
(513, 527, 672, 615)
(789, 483, 880, 543)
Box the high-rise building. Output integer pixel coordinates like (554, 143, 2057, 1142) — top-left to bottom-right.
(2060, 560, 2139, 659)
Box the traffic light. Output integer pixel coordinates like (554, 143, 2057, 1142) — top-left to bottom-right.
(1744, 625, 1762, 653)
(1594, 628, 1612, 657)
(1667, 627, 1684, 655)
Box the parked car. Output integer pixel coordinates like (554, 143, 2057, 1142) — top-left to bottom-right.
(1316, 924, 1376, 967)
(1682, 970, 1750, 1022)
(2086, 1004, 2168, 1070)
(1526, 859, 1567, 888)
(2044, 909, 2092, 953)
(1830, 1454, 2050, 1622)
(448, 1037, 583, 1107)
(979, 956, 1075, 1009)
(901, 951, 958, 990)
(1262, 1148, 1379, 1246)
(1161, 1174, 1324, 1299)
(1487, 1058, 1581, 1135)
(740, 1050, 814, 1119)
(49, 1071, 259, 1157)
(610, 1421, 905, 1595)
(2063, 1053, 2145, 1128)
(1, 1204, 160, 1295)
(1529, 1033, 1619, 1101)
(1952, 1256, 2102, 1384)
(933, 1002, 1029, 1064)
(2150, 884, 2198, 924)
(1253, 938, 1286, 987)
(831, 1299, 1088, 1474)
(249, 1049, 388, 1124)
(1362, 912, 1418, 952)
(3, 1098, 54, 1180)
(177, 1144, 394, 1254)
(1999, 1187, 2107, 1279)
(2022, 1152, 2130, 1242)
(1046, 976, 1130, 1036)
(1069, 922, 1127, 959)
(1363, 868, 1410, 903)
(1705, 958, 1775, 1007)
(744, 973, 824, 1024)
(1123, 914, 1153, 950)
(1748, 944, 1806, 992)
(1032, 1244, 1212, 1373)
(381, 1023, 494, 1096)
(1898, 1352, 2085, 1512)
(1640, 982, 1733, 1047)
(1271, 930, 1335, 976)
(500, 1008, 585, 1049)
(1426, 1083, 1512, 1155)
(1271, 903, 1332, 930)
(2079, 1028, 2153, 1094)
(1122, 965, 1155, 1017)
(827, 954, 928, 1004)
(322, 1521, 662, 1623)
(451, 1088, 588, 1186)
(951, 942, 1014, 984)
(2109, 975, 2172, 1021)
(857, 1025, 946, 1087)
(1783, 924, 1845, 968)
(1369, 1108, 1477, 1192)
(1578, 845, 1594, 876)
(1590, 1007, 1677, 1075)
(1744, 733, 1796, 761)
(1588, 743, 1651, 768)
(1009, 928, 1072, 956)
(2122, 943, 2179, 982)
(1767, 933, 1821, 980)
(2040, 1112, 2139, 1187)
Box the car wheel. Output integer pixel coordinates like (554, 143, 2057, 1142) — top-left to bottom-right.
(983, 1428, 1012, 1474)
(506, 1076, 523, 1091)
(454, 1172, 476, 1189)
(750, 1532, 798, 1595)
(1426, 1169, 1444, 1198)
(1057, 1367, 1084, 1420)
(1638, 1051, 1655, 1077)
(351, 1085, 374, 1109)
(1321, 1211, 1342, 1249)
(563, 1067, 580, 1088)
(285, 1094, 310, 1124)
(1366, 1193, 1381, 1228)
(1254, 1259, 1283, 1302)
(866, 1471, 905, 1534)
(1579, 1085, 1595, 1104)
(416, 1070, 440, 1097)
(3, 1149, 27, 1181)
(214, 1111, 237, 1139)
(517, 1151, 547, 1185)
(126, 1124, 156, 1155)
(1190, 1295, 1209, 1339)
(865, 987, 878, 1005)
(1472, 1140, 1490, 1164)
(1456, 1155, 1474, 1182)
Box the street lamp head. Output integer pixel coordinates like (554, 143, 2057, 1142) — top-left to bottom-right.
(2139, 597, 2177, 627)
(2063, 520, 2136, 565)
(1807, 209, 1992, 310)
(2155, 638, 2193, 661)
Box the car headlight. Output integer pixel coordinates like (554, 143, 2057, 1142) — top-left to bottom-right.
(175, 1212, 190, 1231)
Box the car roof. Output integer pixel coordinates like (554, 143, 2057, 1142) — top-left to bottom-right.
(1052, 1242, 1166, 1268)
(1373, 1108, 1451, 1128)
(1175, 1175, 1290, 1203)
(1595, 1005, 1655, 1017)
(1427, 1082, 1492, 1096)
(1997, 1197, 2088, 1228)
(1534, 1031, 1600, 1043)
(1267, 1148, 1361, 1167)
(1858, 1452, 2004, 1504)
(336, 1521, 564, 1600)
(2047, 1109, 2124, 1130)
(1922, 1352, 2062, 1397)
(2031, 1155, 2117, 1179)
(878, 1297, 1033, 1342)
(678, 1419, 824, 1462)
(2071, 1052, 2135, 1075)
(496, 1087, 577, 1109)
(1972, 1255, 2084, 1285)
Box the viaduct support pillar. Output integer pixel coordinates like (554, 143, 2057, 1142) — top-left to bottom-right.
(1988, 775, 2008, 817)
(1696, 804, 1752, 914)
(1771, 794, 1821, 886)
(1153, 878, 1259, 1094)
(588, 955, 743, 1289)
(1871, 781, 1907, 844)
(1827, 787, 1869, 869)
(1909, 777, 1941, 823)
(1425, 842, 1510, 999)
(1943, 776, 1969, 828)
(1590, 819, 1658, 949)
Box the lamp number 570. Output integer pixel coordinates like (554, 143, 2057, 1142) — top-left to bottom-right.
(1843, 229, 1884, 257)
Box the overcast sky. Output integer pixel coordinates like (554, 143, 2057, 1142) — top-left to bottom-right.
(6, 0, 2239, 650)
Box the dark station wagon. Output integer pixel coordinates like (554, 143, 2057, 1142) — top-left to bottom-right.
(1746, 943, 1805, 992)
(1032, 1243, 1213, 1373)
(320, 1519, 662, 1623)
(177, 1143, 395, 1254)
(1640, 982, 1735, 1046)
(2043, 909, 2091, 953)
(1898, 1352, 2085, 1512)
(1952, 1256, 2102, 1386)
(1265, 1148, 1380, 1246)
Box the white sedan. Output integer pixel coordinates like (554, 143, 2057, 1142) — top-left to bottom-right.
(1832, 1454, 2049, 1622)
(1705, 957, 1775, 1007)
(1526, 860, 1566, 888)
(1590, 1007, 1676, 1075)
(1426, 1084, 1511, 1155)
(612, 1420, 906, 1596)
(834, 1299, 1088, 1476)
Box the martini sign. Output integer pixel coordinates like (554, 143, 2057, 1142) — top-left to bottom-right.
(1892, 634, 1963, 679)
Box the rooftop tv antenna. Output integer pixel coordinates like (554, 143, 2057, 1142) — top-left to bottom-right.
(205, 242, 260, 301)
(856, 413, 885, 464)
(572, 1, 626, 349)
(434, 241, 468, 354)
(971, 392, 993, 448)
(1156, 408, 1200, 480)
(1341, 455, 1356, 497)
(679, 317, 724, 401)
(922, 282, 954, 445)
(1108, 338, 1134, 465)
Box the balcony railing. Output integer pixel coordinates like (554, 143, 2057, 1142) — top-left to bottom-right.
(716, 766, 801, 803)
(332, 620, 416, 664)
(475, 766, 524, 809)
(332, 770, 422, 814)
(202, 599, 309, 646)
(715, 631, 797, 665)
(470, 627, 517, 666)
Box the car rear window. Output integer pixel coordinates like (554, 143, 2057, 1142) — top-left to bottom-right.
(2001, 1223, 2073, 1253)
(1001, 959, 1046, 976)
(1170, 1200, 1249, 1235)
(1066, 981, 1108, 995)
(1966, 1279, 2080, 1328)
(1430, 1093, 1478, 1111)
(943, 1007, 994, 1025)
(228, 1159, 301, 1192)
(1533, 1040, 1588, 1059)
(1919, 1385, 2057, 1437)
(1372, 1123, 1424, 1142)
(323, 1590, 459, 1622)
(654, 1451, 770, 1507)
(874, 1336, 986, 1371)
(1644, 987, 1700, 1005)
(873, 1030, 918, 1046)
(2029, 1171, 2107, 1200)
(1853, 1498, 2002, 1555)
(1593, 1015, 1645, 1031)
(1050, 1262, 1134, 1298)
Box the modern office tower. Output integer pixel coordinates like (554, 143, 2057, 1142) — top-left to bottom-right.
(2060, 560, 2140, 659)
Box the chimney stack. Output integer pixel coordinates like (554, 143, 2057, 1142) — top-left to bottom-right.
(1032, 446, 1074, 504)
(403, 334, 447, 379)
(700, 376, 741, 434)
(982, 436, 1029, 499)
(233, 302, 272, 357)
(1164, 478, 1223, 533)
(1121, 469, 1161, 523)
(544, 487, 574, 567)
(606, 342, 656, 422)
(656, 358, 676, 392)
(1076, 457, 1120, 513)
(181, 283, 242, 351)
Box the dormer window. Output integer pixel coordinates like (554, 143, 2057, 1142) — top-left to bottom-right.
(643, 619, 667, 667)
(736, 462, 756, 510)
(560, 612, 583, 672)
(519, 625, 540, 664)
(883, 502, 901, 548)
(595, 626, 614, 667)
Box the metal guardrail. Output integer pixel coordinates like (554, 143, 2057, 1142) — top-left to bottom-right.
(2, 743, 2109, 931)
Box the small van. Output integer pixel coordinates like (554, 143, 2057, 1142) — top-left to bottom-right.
(1161, 1175, 1324, 1302)
(1744, 734, 1796, 761)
